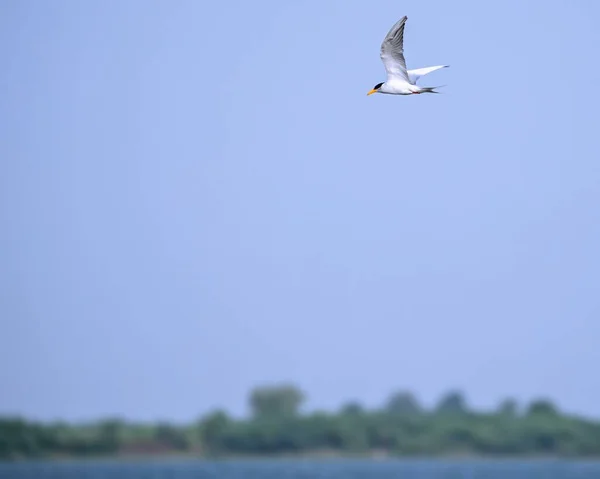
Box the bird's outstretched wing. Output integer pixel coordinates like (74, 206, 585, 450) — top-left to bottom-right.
(380, 16, 410, 83)
(407, 65, 449, 84)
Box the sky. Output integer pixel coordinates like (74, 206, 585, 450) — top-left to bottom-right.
(1, 0, 600, 423)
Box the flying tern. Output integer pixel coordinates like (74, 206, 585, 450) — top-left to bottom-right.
(367, 16, 448, 96)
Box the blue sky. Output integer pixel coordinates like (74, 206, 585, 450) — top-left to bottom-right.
(1, 0, 600, 422)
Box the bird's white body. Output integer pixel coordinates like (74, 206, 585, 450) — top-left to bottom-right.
(378, 65, 448, 95)
(368, 16, 448, 96)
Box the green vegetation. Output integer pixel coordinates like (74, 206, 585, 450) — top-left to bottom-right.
(2, 385, 600, 460)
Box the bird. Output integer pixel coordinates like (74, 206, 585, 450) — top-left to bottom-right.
(367, 16, 448, 96)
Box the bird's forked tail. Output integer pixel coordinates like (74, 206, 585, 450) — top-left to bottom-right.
(417, 85, 445, 94)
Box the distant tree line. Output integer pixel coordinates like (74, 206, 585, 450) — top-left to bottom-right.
(2, 385, 600, 460)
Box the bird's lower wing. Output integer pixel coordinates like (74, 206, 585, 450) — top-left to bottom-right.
(407, 65, 449, 84)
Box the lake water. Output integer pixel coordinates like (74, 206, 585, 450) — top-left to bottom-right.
(1, 459, 599, 479)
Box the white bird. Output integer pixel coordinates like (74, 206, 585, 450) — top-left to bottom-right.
(367, 16, 448, 96)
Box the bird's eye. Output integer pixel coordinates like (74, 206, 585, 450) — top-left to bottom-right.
(374, 82, 383, 90)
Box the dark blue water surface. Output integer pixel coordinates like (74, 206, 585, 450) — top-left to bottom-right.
(1, 459, 599, 479)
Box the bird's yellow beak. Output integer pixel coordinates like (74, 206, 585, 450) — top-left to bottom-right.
(367, 89, 377, 96)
